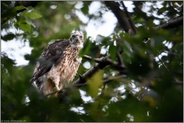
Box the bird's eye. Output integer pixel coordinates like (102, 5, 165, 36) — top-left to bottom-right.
(79, 35, 83, 39)
(72, 35, 75, 38)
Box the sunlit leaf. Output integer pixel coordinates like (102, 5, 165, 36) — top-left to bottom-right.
(108, 41, 117, 60)
(18, 22, 31, 32)
(143, 96, 157, 107)
(14, 5, 25, 11)
(22, 11, 42, 19)
(28, 12, 42, 19)
(87, 70, 103, 97)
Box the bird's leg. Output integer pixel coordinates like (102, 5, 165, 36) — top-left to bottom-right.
(55, 85, 60, 91)
(51, 75, 61, 96)
(52, 84, 60, 97)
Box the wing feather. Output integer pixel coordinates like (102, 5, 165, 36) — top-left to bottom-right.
(30, 39, 69, 84)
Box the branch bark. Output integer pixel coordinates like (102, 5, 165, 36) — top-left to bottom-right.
(73, 55, 127, 86)
(120, 1, 137, 35)
(154, 16, 183, 30)
(75, 74, 127, 88)
(104, 1, 136, 35)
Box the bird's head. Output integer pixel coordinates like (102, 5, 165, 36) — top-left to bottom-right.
(69, 30, 84, 49)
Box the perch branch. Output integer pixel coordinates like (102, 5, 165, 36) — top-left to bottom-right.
(46, 55, 128, 97)
(83, 55, 127, 72)
(73, 55, 127, 86)
(75, 74, 127, 87)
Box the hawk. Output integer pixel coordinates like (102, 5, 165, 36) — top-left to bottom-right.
(30, 31, 84, 96)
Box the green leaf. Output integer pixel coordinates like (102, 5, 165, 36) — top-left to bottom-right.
(81, 2, 91, 14)
(109, 43, 117, 60)
(79, 37, 93, 57)
(143, 96, 157, 107)
(28, 12, 42, 19)
(22, 11, 42, 19)
(18, 22, 31, 33)
(87, 70, 103, 97)
(14, 5, 25, 11)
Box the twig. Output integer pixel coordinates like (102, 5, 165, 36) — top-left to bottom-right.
(83, 55, 127, 72)
(74, 74, 127, 87)
(103, 75, 127, 84)
(157, 56, 170, 72)
(116, 49, 124, 66)
(83, 55, 104, 63)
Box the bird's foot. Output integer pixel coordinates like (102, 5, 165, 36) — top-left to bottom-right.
(52, 85, 60, 97)
(55, 85, 60, 91)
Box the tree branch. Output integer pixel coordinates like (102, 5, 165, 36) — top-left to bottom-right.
(46, 55, 128, 97)
(120, 1, 137, 35)
(72, 55, 127, 87)
(104, 1, 136, 35)
(75, 74, 127, 88)
(155, 16, 183, 30)
(104, 1, 182, 33)
(82, 55, 127, 73)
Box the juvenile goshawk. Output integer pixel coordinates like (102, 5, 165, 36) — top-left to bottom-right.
(30, 31, 84, 96)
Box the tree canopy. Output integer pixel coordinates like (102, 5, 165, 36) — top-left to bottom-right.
(1, 1, 183, 122)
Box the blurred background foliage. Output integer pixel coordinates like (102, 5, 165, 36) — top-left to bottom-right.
(1, 1, 183, 122)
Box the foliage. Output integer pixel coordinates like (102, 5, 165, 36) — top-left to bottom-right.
(1, 1, 183, 122)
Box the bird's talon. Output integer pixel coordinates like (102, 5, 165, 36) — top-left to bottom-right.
(55, 85, 60, 91)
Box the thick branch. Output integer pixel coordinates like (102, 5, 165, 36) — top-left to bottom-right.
(83, 55, 127, 73)
(120, 1, 137, 35)
(104, 1, 136, 35)
(73, 59, 108, 86)
(155, 16, 183, 30)
(73, 55, 127, 86)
